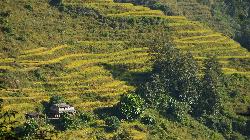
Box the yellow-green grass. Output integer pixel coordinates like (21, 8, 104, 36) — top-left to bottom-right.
(0, 66, 15, 71)
(120, 121, 147, 140)
(20, 41, 129, 59)
(174, 30, 214, 38)
(2, 103, 39, 113)
(65, 49, 149, 68)
(18, 43, 147, 60)
(67, 2, 150, 15)
(2, 96, 49, 105)
(54, 128, 101, 140)
(107, 10, 164, 16)
(74, 101, 118, 111)
(21, 47, 47, 55)
(0, 58, 15, 63)
(49, 66, 112, 81)
(16, 51, 148, 68)
(195, 55, 250, 60)
(64, 0, 114, 3)
(20, 45, 69, 58)
(177, 44, 241, 50)
(107, 14, 187, 24)
(0, 90, 47, 98)
(175, 33, 224, 41)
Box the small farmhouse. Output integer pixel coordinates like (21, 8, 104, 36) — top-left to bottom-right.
(50, 103, 76, 118)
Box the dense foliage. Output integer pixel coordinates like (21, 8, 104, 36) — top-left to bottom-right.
(197, 57, 224, 115)
(142, 45, 201, 121)
(59, 113, 79, 130)
(105, 116, 121, 131)
(203, 0, 250, 50)
(140, 44, 249, 139)
(118, 93, 145, 120)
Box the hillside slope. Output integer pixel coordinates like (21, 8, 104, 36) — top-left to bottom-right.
(0, 0, 249, 139)
(117, 0, 250, 50)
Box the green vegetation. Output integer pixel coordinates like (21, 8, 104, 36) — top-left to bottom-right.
(105, 116, 120, 131)
(119, 0, 250, 50)
(59, 113, 79, 130)
(140, 45, 249, 139)
(49, 95, 66, 104)
(0, 0, 249, 139)
(118, 93, 145, 120)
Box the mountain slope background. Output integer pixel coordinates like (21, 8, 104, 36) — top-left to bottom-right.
(116, 0, 250, 50)
(0, 0, 249, 139)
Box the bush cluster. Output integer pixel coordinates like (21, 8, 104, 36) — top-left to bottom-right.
(166, 98, 191, 122)
(118, 93, 145, 120)
(140, 115, 155, 125)
(59, 112, 80, 130)
(105, 116, 120, 131)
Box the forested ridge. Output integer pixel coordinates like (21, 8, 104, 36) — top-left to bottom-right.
(0, 0, 249, 139)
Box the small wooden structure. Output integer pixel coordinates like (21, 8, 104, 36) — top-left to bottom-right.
(50, 103, 76, 118)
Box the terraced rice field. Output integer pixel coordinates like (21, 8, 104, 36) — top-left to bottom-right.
(0, 0, 249, 138)
(157, 0, 212, 19)
(0, 41, 150, 112)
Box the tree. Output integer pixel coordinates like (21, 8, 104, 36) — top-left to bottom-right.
(105, 116, 120, 131)
(143, 74, 169, 108)
(0, 110, 18, 139)
(144, 45, 201, 109)
(118, 93, 145, 120)
(197, 56, 224, 115)
(22, 119, 39, 137)
(17, 117, 55, 139)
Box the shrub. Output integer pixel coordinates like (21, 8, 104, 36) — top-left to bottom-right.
(16, 117, 55, 139)
(105, 116, 120, 131)
(78, 111, 93, 124)
(232, 118, 248, 136)
(198, 56, 224, 116)
(112, 129, 132, 140)
(24, 4, 33, 11)
(166, 98, 191, 122)
(59, 113, 79, 130)
(228, 132, 247, 140)
(202, 114, 232, 134)
(119, 93, 145, 120)
(1, 26, 12, 34)
(33, 69, 46, 81)
(140, 115, 155, 125)
(22, 119, 39, 137)
(143, 74, 170, 108)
